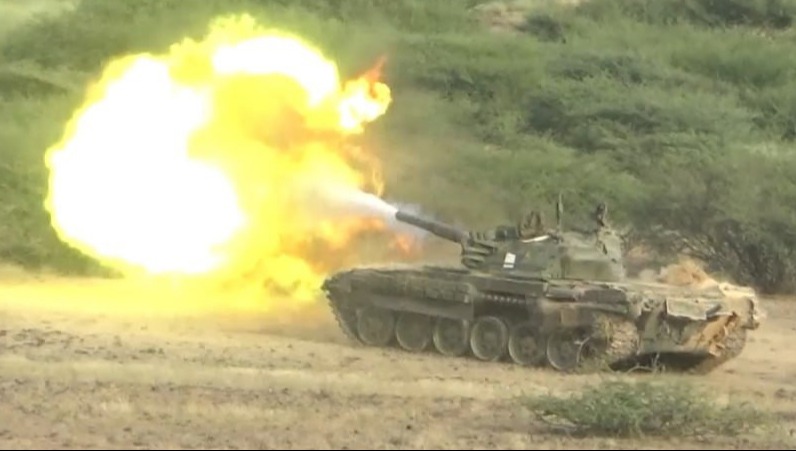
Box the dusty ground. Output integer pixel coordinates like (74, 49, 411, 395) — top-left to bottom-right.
(1, 267, 795, 450)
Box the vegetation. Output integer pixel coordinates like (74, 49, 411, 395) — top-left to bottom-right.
(2, 0, 796, 293)
(525, 379, 769, 437)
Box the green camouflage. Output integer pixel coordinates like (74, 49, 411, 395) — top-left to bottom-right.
(322, 198, 763, 373)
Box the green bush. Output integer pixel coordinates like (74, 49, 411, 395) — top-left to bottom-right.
(526, 379, 769, 438)
(2, 0, 796, 293)
(575, 0, 796, 29)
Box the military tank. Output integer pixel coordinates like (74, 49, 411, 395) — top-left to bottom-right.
(321, 198, 764, 373)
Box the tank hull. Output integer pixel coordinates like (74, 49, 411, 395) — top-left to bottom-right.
(321, 263, 763, 373)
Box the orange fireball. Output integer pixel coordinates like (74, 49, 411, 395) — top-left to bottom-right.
(43, 14, 397, 303)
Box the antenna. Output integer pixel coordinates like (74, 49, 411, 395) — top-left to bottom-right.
(595, 202, 607, 227)
(556, 192, 563, 232)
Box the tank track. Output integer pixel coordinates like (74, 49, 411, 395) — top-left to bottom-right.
(325, 296, 746, 375)
(326, 297, 644, 373)
(610, 323, 749, 374)
(685, 327, 747, 375)
(545, 313, 640, 373)
(602, 317, 642, 364)
(586, 314, 641, 371)
(327, 297, 360, 344)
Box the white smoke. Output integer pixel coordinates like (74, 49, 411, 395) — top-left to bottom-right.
(306, 185, 429, 239)
(325, 185, 398, 218)
(285, 179, 443, 248)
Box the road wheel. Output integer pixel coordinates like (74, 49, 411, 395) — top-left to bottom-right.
(469, 316, 509, 362)
(432, 318, 470, 357)
(356, 306, 395, 346)
(508, 321, 545, 366)
(545, 329, 586, 372)
(395, 312, 433, 352)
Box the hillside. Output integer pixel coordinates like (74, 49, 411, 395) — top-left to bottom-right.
(2, 0, 796, 293)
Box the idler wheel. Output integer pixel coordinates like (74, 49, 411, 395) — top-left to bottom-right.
(395, 312, 433, 352)
(545, 329, 586, 372)
(432, 318, 470, 357)
(356, 306, 395, 346)
(508, 321, 545, 366)
(469, 316, 509, 362)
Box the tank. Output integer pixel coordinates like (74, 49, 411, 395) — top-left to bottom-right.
(321, 198, 764, 373)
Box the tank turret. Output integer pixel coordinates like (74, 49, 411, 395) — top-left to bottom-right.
(393, 201, 625, 282)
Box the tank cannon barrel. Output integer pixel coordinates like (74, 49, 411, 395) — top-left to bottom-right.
(395, 210, 468, 243)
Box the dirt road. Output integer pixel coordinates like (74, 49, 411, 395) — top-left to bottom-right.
(1, 272, 795, 449)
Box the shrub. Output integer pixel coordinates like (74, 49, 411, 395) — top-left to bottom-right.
(575, 0, 796, 29)
(525, 379, 770, 438)
(3, 0, 796, 293)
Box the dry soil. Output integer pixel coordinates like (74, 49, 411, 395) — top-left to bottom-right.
(1, 267, 796, 450)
